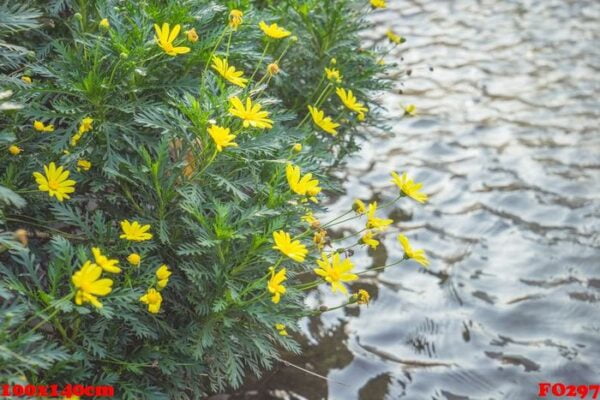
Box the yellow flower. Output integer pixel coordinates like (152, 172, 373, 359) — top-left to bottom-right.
(336, 88, 368, 115)
(259, 21, 291, 39)
(8, 145, 22, 155)
(33, 162, 76, 202)
(357, 289, 370, 305)
(398, 234, 429, 267)
(275, 323, 288, 336)
(78, 117, 93, 134)
(21, 76, 32, 84)
(267, 267, 287, 304)
(301, 212, 319, 226)
(286, 164, 321, 200)
(91, 247, 121, 274)
(229, 9, 244, 30)
(211, 56, 248, 88)
(361, 231, 379, 249)
(70, 132, 83, 146)
(156, 264, 172, 288)
(404, 104, 417, 116)
(366, 202, 393, 231)
(370, 0, 387, 8)
(386, 29, 405, 44)
(185, 27, 199, 42)
(390, 171, 428, 203)
(99, 18, 110, 29)
(140, 288, 163, 313)
(154, 23, 191, 56)
(353, 199, 367, 214)
(76, 159, 91, 171)
(127, 253, 141, 266)
(33, 120, 54, 132)
(325, 67, 342, 83)
(313, 229, 327, 250)
(308, 105, 340, 136)
(208, 124, 238, 152)
(228, 96, 273, 129)
(72, 261, 113, 309)
(314, 252, 358, 294)
(272, 230, 308, 262)
(267, 63, 280, 76)
(292, 143, 302, 153)
(119, 220, 153, 242)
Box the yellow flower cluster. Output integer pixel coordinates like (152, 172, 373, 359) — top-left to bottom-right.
(70, 117, 93, 146)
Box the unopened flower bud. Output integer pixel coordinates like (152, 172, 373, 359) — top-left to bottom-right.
(99, 18, 110, 29)
(292, 143, 302, 152)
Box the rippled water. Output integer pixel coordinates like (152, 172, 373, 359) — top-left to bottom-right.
(226, 1, 600, 399)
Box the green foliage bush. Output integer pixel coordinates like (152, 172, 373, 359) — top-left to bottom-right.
(0, 0, 425, 398)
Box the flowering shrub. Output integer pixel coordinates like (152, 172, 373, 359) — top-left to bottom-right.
(0, 0, 426, 398)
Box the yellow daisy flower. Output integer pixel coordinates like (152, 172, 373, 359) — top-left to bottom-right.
(386, 29, 405, 44)
(390, 171, 428, 203)
(285, 164, 321, 199)
(325, 67, 342, 83)
(185, 27, 199, 42)
(353, 199, 367, 214)
(272, 230, 308, 262)
(267, 63, 280, 76)
(92, 247, 121, 274)
(208, 124, 238, 152)
(313, 229, 327, 250)
(127, 253, 141, 266)
(366, 202, 393, 231)
(370, 0, 387, 8)
(229, 10, 243, 30)
(398, 234, 429, 267)
(154, 23, 191, 56)
(8, 145, 22, 155)
(259, 21, 291, 39)
(228, 96, 273, 129)
(156, 264, 172, 288)
(78, 117, 94, 134)
(357, 289, 370, 305)
(275, 323, 288, 336)
(361, 231, 380, 249)
(267, 267, 287, 304)
(72, 261, 113, 309)
(33, 162, 76, 202)
(119, 220, 153, 242)
(211, 56, 248, 88)
(301, 212, 319, 226)
(33, 120, 54, 132)
(404, 104, 417, 116)
(76, 159, 91, 172)
(314, 252, 358, 294)
(308, 105, 340, 136)
(140, 288, 162, 313)
(336, 88, 368, 115)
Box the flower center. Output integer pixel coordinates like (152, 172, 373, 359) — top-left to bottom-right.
(147, 292, 160, 304)
(48, 179, 60, 190)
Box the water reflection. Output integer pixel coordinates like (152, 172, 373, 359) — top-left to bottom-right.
(226, 0, 600, 398)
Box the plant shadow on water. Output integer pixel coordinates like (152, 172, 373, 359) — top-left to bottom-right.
(223, 0, 600, 398)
